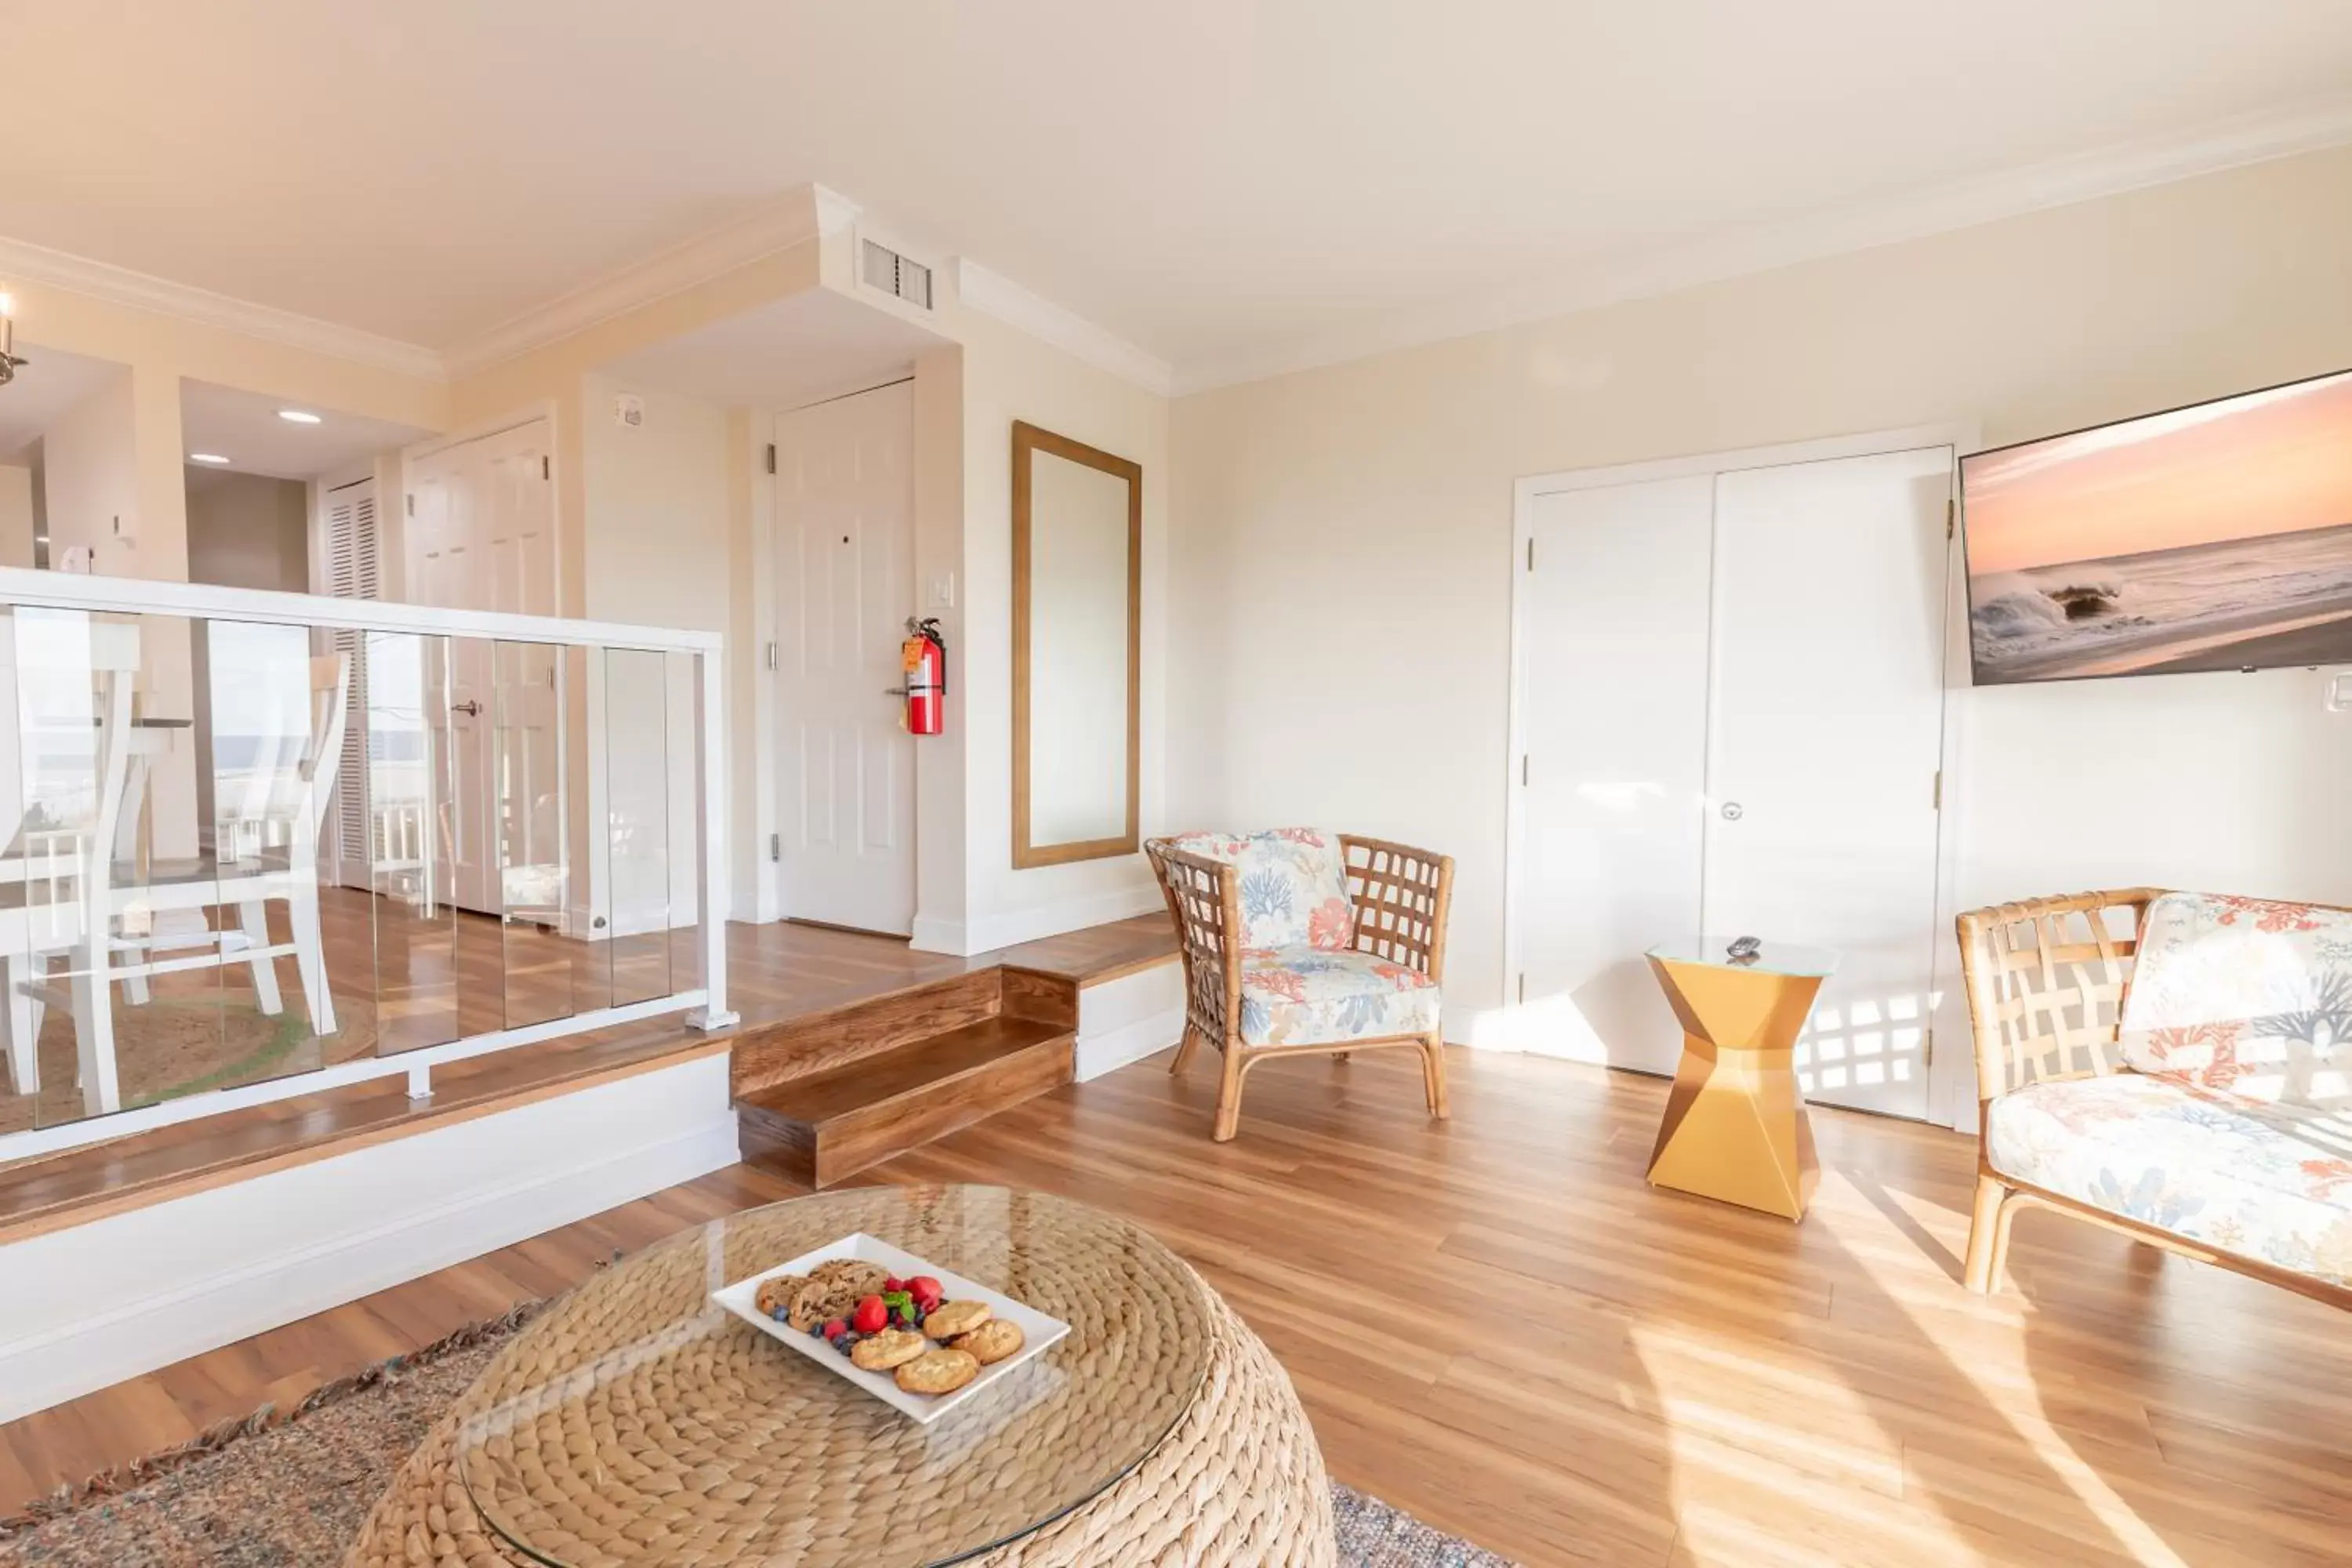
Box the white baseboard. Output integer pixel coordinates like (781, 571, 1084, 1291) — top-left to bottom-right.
(0, 1055, 739, 1425)
(908, 914, 968, 955)
(1074, 960, 1185, 1080)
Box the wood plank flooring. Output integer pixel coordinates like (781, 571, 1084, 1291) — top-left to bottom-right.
(7, 1043, 2349, 1565)
(0, 909, 1174, 1236)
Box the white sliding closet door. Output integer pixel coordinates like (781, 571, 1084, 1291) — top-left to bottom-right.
(1518, 477, 1714, 1075)
(1702, 448, 1952, 1119)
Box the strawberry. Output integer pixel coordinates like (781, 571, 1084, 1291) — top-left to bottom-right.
(883, 1276, 905, 1294)
(909, 1276, 943, 1308)
(822, 1318, 848, 1340)
(852, 1294, 888, 1334)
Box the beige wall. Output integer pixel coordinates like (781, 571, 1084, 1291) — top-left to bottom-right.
(935, 307, 1171, 953)
(185, 469, 308, 592)
(1169, 143, 2352, 1040)
(0, 464, 33, 568)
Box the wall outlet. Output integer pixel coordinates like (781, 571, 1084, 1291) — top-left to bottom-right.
(614, 393, 644, 429)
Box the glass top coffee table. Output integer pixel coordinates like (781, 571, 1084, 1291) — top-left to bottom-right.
(448, 1185, 1212, 1566)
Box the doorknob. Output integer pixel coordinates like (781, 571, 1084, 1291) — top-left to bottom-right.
(1720, 801, 1744, 821)
(452, 699, 483, 717)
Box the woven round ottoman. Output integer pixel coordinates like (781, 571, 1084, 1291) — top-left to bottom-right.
(343, 1186, 1334, 1566)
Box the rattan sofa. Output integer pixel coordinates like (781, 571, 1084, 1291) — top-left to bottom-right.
(1145, 829, 1452, 1142)
(1956, 887, 2352, 1311)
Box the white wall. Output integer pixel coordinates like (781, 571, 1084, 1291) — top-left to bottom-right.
(1169, 143, 2352, 1048)
(938, 307, 1170, 953)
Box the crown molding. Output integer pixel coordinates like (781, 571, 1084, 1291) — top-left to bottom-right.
(441, 183, 856, 379)
(1172, 93, 2352, 395)
(0, 234, 443, 381)
(952, 260, 1173, 397)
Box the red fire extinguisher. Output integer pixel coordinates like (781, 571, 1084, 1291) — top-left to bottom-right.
(900, 617, 946, 735)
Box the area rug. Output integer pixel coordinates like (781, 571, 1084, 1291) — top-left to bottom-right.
(0, 1305, 1513, 1567)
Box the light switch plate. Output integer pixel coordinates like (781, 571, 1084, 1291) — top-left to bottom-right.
(2328, 671, 2352, 713)
(929, 573, 956, 609)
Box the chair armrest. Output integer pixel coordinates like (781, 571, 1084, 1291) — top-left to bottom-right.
(1955, 887, 2165, 1106)
(1145, 839, 1244, 1044)
(1339, 835, 1453, 984)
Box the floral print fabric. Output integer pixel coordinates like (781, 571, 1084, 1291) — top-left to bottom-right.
(1163, 828, 1355, 953)
(2118, 892, 2352, 1109)
(1986, 1072, 2352, 1287)
(1238, 947, 1442, 1047)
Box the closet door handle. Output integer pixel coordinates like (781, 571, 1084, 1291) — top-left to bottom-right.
(1720, 801, 1744, 821)
(452, 699, 483, 718)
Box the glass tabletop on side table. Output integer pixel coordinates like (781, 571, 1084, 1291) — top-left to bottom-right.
(451, 1185, 1211, 1567)
(1646, 934, 1842, 978)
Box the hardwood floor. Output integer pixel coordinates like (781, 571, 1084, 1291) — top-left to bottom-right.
(0, 910, 1174, 1237)
(5, 1044, 2348, 1563)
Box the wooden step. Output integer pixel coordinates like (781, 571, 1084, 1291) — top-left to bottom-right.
(735, 1014, 1074, 1189)
(728, 968, 1007, 1098)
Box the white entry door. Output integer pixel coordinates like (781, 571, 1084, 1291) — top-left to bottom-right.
(774, 383, 916, 935)
(1701, 448, 1952, 1118)
(405, 419, 557, 916)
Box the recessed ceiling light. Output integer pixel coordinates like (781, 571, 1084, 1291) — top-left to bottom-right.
(277, 409, 322, 425)
(189, 452, 230, 464)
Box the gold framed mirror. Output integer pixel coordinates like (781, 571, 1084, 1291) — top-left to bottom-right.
(1011, 420, 1142, 868)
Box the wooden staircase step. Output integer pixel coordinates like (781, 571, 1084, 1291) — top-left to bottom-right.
(728, 968, 1006, 1098)
(735, 1015, 1073, 1189)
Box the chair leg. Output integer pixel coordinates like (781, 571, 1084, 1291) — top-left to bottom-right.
(1211, 1044, 1248, 1142)
(1964, 1174, 2013, 1294)
(239, 901, 285, 1016)
(4, 953, 38, 1095)
(1418, 1031, 1450, 1120)
(71, 942, 121, 1116)
(290, 891, 336, 1036)
(119, 943, 151, 1006)
(1169, 1023, 1203, 1077)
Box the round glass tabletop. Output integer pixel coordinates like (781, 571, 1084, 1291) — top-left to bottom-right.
(451, 1185, 1211, 1566)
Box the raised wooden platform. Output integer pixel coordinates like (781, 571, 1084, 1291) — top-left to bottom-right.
(0, 913, 1174, 1243)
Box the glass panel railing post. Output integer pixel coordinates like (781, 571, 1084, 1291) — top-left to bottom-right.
(686, 646, 735, 1029)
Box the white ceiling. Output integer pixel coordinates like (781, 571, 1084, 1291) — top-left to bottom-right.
(603, 289, 949, 408)
(179, 378, 427, 481)
(0, 341, 123, 460)
(3, 2, 2350, 388)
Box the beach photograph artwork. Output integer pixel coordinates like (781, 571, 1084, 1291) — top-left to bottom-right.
(1962, 368, 2352, 683)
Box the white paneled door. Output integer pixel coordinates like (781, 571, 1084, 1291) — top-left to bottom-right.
(774, 383, 916, 936)
(1519, 477, 1715, 1076)
(405, 419, 557, 916)
(1702, 448, 1952, 1119)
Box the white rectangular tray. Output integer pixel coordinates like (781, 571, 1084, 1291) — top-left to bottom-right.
(710, 1232, 1070, 1425)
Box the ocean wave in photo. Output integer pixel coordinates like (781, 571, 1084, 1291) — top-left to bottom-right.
(1969, 519, 2352, 681)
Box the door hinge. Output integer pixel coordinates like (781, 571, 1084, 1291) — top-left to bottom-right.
(1945, 499, 1955, 540)
(405, 493, 415, 517)
(1932, 769, 1943, 810)
(1520, 753, 1529, 786)
(1526, 538, 1535, 570)
(1923, 1026, 1934, 1067)
(541, 455, 550, 481)
(1517, 972, 1526, 1004)
(765, 444, 777, 476)
(764, 640, 779, 670)
(768, 832, 782, 862)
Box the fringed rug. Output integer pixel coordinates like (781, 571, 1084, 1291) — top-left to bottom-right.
(0, 1305, 1512, 1567)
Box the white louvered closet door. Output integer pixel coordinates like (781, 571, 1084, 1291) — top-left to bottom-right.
(324, 478, 382, 889)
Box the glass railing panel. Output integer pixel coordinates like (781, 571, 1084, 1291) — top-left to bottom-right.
(369, 628, 459, 1054)
(670, 649, 706, 998)
(494, 637, 577, 1029)
(604, 647, 672, 1005)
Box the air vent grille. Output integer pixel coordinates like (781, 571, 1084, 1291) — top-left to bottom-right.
(862, 238, 933, 310)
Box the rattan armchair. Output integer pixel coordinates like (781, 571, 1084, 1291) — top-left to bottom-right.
(1146, 833, 1453, 1142)
(1955, 887, 2352, 1312)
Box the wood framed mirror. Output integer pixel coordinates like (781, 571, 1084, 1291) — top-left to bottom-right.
(1011, 420, 1142, 868)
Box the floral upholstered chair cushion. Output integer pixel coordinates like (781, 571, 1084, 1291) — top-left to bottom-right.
(2117, 892, 2352, 1110)
(1238, 948, 1442, 1047)
(1162, 828, 1354, 953)
(1984, 1073, 2352, 1287)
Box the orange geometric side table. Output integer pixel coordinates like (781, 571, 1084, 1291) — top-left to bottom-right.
(1643, 937, 1839, 1221)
